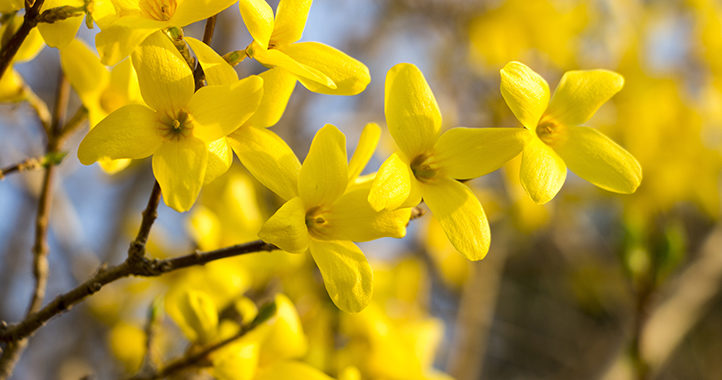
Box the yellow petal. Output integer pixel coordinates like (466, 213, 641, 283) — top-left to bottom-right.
(171, 0, 238, 27)
(255, 361, 333, 380)
(385, 63, 441, 159)
(348, 122, 381, 182)
(95, 16, 165, 66)
(500, 61, 550, 129)
(167, 289, 218, 343)
(433, 127, 528, 179)
(308, 239, 372, 313)
(546, 69, 624, 126)
(59, 39, 110, 109)
(280, 42, 370, 95)
(239, 0, 275, 49)
(324, 185, 411, 241)
(131, 30, 194, 113)
(152, 137, 208, 212)
(185, 37, 238, 85)
(15, 25, 44, 63)
(78, 104, 163, 164)
(38, 0, 83, 48)
(212, 340, 259, 380)
(244, 68, 297, 128)
(520, 136, 567, 204)
(0, 69, 24, 102)
(189, 76, 264, 142)
(368, 153, 412, 211)
(205, 138, 233, 184)
(258, 197, 308, 253)
(248, 41, 335, 89)
(258, 294, 308, 363)
(98, 158, 132, 174)
(298, 124, 348, 207)
(421, 178, 490, 260)
(229, 127, 300, 200)
(270, 0, 312, 45)
(554, 126, 641, 193)
(0, 0, 23, 13)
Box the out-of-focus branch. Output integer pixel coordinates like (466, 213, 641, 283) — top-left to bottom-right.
(0, 70, 70, 380)
(128, 301, 276, 380)
(601, 224, 722, 379)
(0, 156, 43, 179)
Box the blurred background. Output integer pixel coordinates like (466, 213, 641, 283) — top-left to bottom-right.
(1, 0, 721, 379)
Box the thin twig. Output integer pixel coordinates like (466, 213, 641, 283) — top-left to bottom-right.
(0, 156, 43, 179)
(128, 181, 162, 261)
(0, 239, 277, 343)
(128, 301, 276, 380)
(56, 106, 88, 144)
(201, 15, 217, 45)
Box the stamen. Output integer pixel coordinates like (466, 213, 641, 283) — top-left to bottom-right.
(410, 154, 438, 182)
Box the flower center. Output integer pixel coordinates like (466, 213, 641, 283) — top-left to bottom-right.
(159, 110, 192, 141)
(536, 117, 565, 146)
(139, 0, 177, 21)
(305, 206, 330, 239)
(410, 154, 438, 182)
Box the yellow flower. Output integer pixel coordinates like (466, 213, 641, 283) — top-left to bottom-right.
(60, 38, 145, 173)
(368, 63, 527, 261)
(95, 0, 237, 65)
(257, 124, 411, 313)
(77, 31, 263, 212)
(239, 0, 370, 96)
(500, 61, 642, 204)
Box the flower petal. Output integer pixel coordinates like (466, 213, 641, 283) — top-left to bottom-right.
(368, 153, 412, 211)
(167, 289, 218, 344)
(271, 0, 312, 45)
(189, 76, 264, 142)
(171, 0, 238, 28)
(131, 30, 194, 113)
(245, 68, 297, 128)
(298, 124, 348, 207)
(280, 42, 370, 95)
(204, 138, 233, 184)
(78, 104, 163, 164)
(229, 127, 301, 200)
(434, 127, 528, 179)
(255, 361, 333, 380)
(59, 39, 109, 109)
(554, 126, 641, 193)
(324, 184, 411, 241)
(152, 137, 208, 212)
(258, 197, 308, 253)
(248, 41, 335, 89)
(421, 178, 490, 261)
(95, 16, 165, 66)
(500, 61, 550, 129)
(520, 136, 567, 204)
(385, 63, 442, 159)
(348, 122, 381, 182)
(546, 69, 624, 126)
(38, 0, 83, 48)
(185, 37, 238, 85)
(239, 0, 275, 49)
(308, 239, 372, 313)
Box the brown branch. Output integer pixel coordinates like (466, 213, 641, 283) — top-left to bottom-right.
(56, 106, 88, 144)
(0, 156, 43, 179)
(128, 181, 162, 261)
(201, 15, 217, 45)
(0, 68, 69, 380)
(0, 0, 46, 81)
(128, 301, 276, 380)
(0, 240, 277, 344)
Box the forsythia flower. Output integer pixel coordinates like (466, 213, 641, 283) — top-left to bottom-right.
(239, 0, 370, 96)
(77, 32, 263, 212)
(60, 39, 144, 173)
(257, 124, 412, 313)
(95, 0, 237, 65)
(368, 63, 527, 260)
(500, 61, 642, 204)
